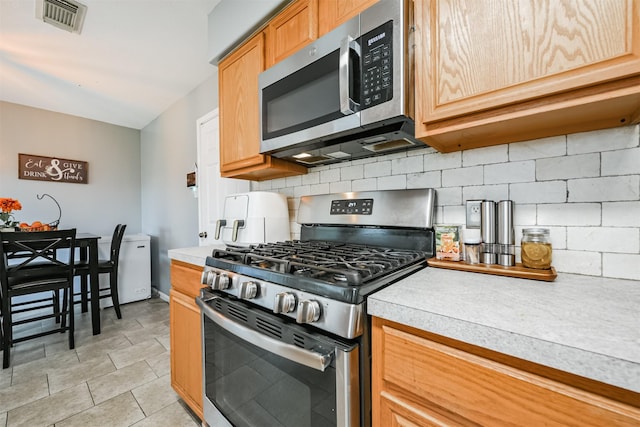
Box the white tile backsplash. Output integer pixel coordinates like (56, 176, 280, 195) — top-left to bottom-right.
(602, 253, 640, 281)
(463, 144, 508, 166)
(567, 126, 639, 154)
(601, 147, 640, 176)
(257, 125, 640, 279)
(537, 203, 601, 226)
(391, 155, 423, 174)
(508, 135, 566, 160)
(364, 160, 391, 177)
(462, 184, 509, 202)
(602, 201, 640, 227)
(568, 176, 640, 202)
(340, 164, 364, 180)
(424, 150, 461, 170)
(568, 227, 640, 253)
(485, 161, 535, 184)
(536, 153, 600, 181)
(442, 166, 483, 187)
(509, 181, 567, 204)
(377, 174, 406, 190)
(407, 171, 441, 189)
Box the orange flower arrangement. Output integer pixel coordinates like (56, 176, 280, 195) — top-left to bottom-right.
(0, 197, 22, 229)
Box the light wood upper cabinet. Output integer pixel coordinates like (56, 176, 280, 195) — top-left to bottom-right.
(372, 317, 640, 427)
(415, 0, 640, 152)
(318, 0, 379, 36)
(169, 260, 205, 420)
(218, 32, 307, 181)
(266, 0, 318, 68)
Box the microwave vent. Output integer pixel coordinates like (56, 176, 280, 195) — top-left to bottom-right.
(36, 0, 87, 34)
(363, 138, 418, 153)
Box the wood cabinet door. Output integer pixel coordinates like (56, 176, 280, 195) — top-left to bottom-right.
(372, 318, 640, 427)
(416, 0, 640, 122)
(218, 32, 308, 181)
(414, 0, 640, 151)
(219, 32, 266, 174)
(169, 288, 203, 419)
(266, 0, 318, 68)
(318, 0, 378, 36)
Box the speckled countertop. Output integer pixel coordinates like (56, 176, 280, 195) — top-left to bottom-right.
(368, 267, 640, 394)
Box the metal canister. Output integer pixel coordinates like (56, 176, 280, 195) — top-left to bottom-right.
(497, 200, 515, 266)
(480, 201, 496, 264)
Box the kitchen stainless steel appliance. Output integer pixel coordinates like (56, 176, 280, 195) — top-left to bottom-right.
(259, 0, 421, 166)
(196, 188, 436, 427)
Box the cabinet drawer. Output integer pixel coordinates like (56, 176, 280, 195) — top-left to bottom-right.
(379, 323, 640, 426)
(170, 260, 204, 298)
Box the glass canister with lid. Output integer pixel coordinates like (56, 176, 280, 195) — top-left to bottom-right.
(521, 228, 552, 269)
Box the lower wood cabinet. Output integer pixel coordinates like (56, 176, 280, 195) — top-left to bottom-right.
(372, 317, 640, 426)
(169, 260, 205, 420)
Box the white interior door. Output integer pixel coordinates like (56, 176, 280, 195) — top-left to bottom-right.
(196, 109, 250, 246)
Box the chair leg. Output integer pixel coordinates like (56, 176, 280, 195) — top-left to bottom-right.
(2, 295, 10, 369)
(110, 272, 122, 319)
(68, 286, 75, 349)
(60, 289, 68, 330)
(53, 290, 61, 323)
(80, 274, 88, 313)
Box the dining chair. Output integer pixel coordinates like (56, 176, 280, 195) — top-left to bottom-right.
(74, 224, 126, 319)
(0, 229, 77, 369)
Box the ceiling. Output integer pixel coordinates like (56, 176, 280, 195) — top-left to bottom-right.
(0, 0, 224, 129)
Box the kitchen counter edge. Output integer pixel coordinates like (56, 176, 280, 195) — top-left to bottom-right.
(367, 267, 640, 394)
(168, 245, 225, 267)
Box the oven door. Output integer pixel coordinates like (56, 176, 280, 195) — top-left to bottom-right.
(197, 292, 360, 427)
(259, 14, 361, 156)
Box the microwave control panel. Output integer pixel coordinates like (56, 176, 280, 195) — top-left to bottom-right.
(361, 20, 394, 110)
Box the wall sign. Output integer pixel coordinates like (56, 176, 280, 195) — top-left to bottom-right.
(18, 153, 89, 184)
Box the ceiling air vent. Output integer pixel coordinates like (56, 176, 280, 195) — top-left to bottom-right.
(36, 0, 87, 34)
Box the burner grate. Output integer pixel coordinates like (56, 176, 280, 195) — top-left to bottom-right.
(213, 241, 424, 287)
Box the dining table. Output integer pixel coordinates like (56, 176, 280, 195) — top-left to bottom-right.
(75, 233, 102, 335)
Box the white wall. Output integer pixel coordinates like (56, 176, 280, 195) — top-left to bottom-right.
(0, 101, 142, 236)
(252, 125, 640, 281)
(140, 71, 218, 295)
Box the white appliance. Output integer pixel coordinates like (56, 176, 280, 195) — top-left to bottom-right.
(216, 191, 290, 247)
(98, 233, 151, 308)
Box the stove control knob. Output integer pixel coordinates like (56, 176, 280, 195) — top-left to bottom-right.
(274, 292, 296, 314)
(201, 270, 215, 286)
(212, 273, 231, 290)
(240, 281, 259, 299)
(296, 300, 321, 324)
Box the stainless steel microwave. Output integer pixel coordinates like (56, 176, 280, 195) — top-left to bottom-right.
(259, 0, 422, 166)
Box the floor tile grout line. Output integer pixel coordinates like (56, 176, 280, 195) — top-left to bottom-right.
(0, 299, 188, 425)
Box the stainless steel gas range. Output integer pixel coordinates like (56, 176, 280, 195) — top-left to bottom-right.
(196, 189, 436, 427)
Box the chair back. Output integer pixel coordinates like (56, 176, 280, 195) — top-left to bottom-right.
(0, 229, 77, 288)
(110, 224, 127, 265)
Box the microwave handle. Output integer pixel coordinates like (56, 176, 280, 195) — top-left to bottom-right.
(339, 35, 360, 115)
(197, 294, 333, 372)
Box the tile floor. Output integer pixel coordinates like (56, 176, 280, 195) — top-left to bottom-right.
(0, 297, 201, 427)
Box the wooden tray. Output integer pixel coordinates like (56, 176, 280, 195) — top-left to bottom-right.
(427, 258, 557, 282)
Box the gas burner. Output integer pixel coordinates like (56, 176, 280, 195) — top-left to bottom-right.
(211, 240, 426, 287)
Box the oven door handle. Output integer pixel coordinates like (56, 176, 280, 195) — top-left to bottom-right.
(197, 296, 333, 372)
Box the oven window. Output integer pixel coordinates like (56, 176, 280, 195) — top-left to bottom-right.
(203, 316, 338, 427)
